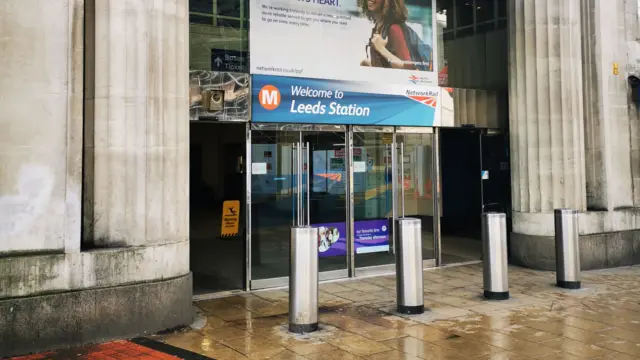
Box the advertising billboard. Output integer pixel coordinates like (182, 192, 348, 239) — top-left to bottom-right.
(249, 0, 443, 126)
(250, 0, 437, 86)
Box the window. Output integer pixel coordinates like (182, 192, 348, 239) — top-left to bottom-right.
(189, 0, 249, 71)
(437, 0, 508, 90)
(475, 0, 495, 23)
(497, 0, 507, 18)
(456, 1, 474, 28)
(440, 0, 506, 39)
(189, 0, 246, 29)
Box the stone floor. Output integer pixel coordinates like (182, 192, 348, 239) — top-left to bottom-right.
(150, 263, 640, 359)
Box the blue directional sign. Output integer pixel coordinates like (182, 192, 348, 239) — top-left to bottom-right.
(211, 49, 247, 73)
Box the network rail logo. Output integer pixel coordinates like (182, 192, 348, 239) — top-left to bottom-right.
(405, 89, 438, 108)
(407, 95, 438, 108)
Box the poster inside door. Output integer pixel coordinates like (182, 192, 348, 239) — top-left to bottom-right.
(313, 219, 390, 257)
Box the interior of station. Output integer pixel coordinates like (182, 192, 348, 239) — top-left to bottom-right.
(190, 122, 247, 294)
(189, 122, 511, 295)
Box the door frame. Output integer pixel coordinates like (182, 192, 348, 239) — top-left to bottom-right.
(246, 124, 441, 290)
(394, 127, 438, 270)
(248, 123, 349, 290)
(351, 125, 396, 277)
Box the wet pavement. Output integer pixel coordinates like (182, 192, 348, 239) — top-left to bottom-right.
(12, 263, 640, 359)
(151, 263, 640, 359)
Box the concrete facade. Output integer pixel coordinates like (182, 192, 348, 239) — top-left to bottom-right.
(509, 0, 640, 270)
(0, 0, 192, 357)
(3, 0, 640, 356)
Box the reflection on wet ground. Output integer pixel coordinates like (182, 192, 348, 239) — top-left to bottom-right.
(153, 263, 640, 359)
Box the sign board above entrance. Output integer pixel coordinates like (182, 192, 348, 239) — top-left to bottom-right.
(249, 0, 437, 87)
(252, 74, 440, 126)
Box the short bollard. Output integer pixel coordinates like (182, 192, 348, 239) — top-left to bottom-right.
(555, 209, 581, 289)
(396, 218, 425, 314)
(289, 226, 319, 333)
(482, 212, 509, 300)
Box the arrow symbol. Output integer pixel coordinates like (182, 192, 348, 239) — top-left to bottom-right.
(214, 57, 222, 67)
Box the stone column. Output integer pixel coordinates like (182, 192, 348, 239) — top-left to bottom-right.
(83, 0, 189, 247)
(582, 0, 633, 210)
(508, 0, 587, 268)
(626, 0, 640, 206)
(0, 0, 83, 254)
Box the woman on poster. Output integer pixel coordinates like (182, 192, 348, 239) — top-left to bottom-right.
(360, 0, 432, 71)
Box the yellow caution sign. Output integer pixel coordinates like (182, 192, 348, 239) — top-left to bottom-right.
(383, 133, 393, 145)
(221, 200, 240, 237)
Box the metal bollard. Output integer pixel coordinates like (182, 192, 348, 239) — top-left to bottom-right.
(482, 212, 509, 300)
(555, 209, 581, 289)
(395, 218, 425, 314)
(289, 226, 319, 333)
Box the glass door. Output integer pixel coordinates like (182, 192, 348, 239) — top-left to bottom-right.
(249, 125, 348, 289)
(352, 127, 395, 274)
(396, 128, 436, 266)
(303, 131, 348, 275)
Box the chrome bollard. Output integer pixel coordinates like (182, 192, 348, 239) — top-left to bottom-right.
(482, 212, 509, 300)
(395, 218, 425, 314)
(555, 209, 581, 289)
(289, 226, 319, 333)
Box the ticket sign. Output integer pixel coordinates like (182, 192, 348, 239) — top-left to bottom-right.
(221, 200, 241, 237)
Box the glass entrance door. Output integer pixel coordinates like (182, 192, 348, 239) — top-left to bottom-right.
(303, 131, 349, 275)
(352, 127, 396, 273)
(396, 128, 436, 265)
(249, 125, 437, 288)
(352, 127, 437, 274)
(250, 125, 348, 289)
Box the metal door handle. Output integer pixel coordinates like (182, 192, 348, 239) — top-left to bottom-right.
(390, 142, 397, 255)
(297, 143, 304, 226)
(292, 143, 298, 226)
(305, 142, 310, 226)
(385, 144, 391, 217)
(400, 143, 405, 218)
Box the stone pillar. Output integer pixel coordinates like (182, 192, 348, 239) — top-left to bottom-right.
(0, 0, 83, 254)
(83, 0, 189, 247)
(626, 0, 640, 206)
(582, 0, 633, 210)
(508, 0, 587, 268)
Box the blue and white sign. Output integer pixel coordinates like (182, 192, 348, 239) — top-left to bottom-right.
(252, 74, 440, 126)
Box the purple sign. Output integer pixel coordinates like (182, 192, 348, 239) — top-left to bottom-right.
(312, 219, 390, 258)
(354, 219, 390, 254)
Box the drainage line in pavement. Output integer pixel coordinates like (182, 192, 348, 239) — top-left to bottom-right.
(131, 337, 214, 360)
